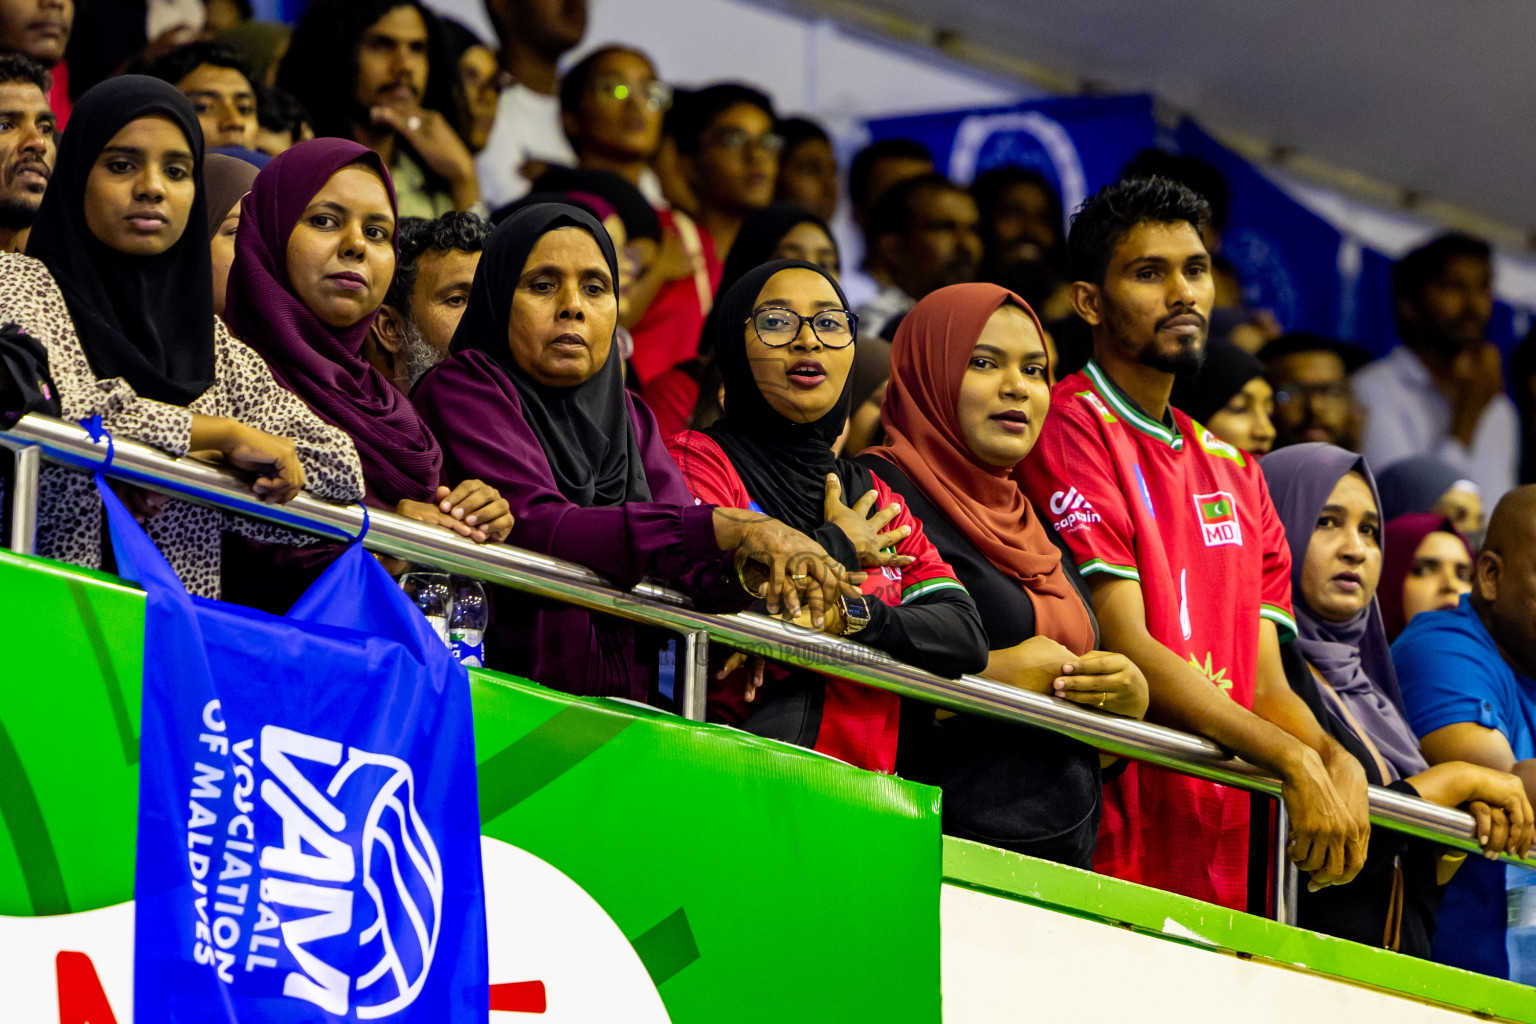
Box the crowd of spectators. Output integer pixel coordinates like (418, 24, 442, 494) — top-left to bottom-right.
(2, 0, 1536, 985)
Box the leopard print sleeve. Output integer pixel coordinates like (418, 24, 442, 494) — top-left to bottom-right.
(0, 253, 193, 456)
(212, 320, 366, 504)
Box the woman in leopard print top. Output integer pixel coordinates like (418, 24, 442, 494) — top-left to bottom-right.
(0, 77, 364, 598)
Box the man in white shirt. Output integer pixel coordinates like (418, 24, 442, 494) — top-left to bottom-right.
(478, 0, 585, 208)
(1354, 233, 1517, 505)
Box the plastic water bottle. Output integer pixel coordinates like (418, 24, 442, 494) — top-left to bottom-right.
(448, 577, 489, 667)
(399, 572, 453, 650)
(1507, 862, 1536, 983)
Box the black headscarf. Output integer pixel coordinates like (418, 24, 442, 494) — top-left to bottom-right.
(28, 76, 215, 407)
(698, 204, 835, 356)
(702, 258, 872, 538)
(1169, 337, 1265, 424)
(528, 165, 660, 242)
(448, 202, 651, 506)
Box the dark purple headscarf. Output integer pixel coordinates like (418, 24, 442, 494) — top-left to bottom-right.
(1262, 443, 1428, 781)
(222, 138, 443, 506)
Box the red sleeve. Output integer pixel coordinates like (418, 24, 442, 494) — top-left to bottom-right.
(665, 430, 754, 509)
(1016, 392, 1140, 582)
(871, 475, 967, 604)
(1254, 469, 1298, 641)
(641, 368, 699, 439)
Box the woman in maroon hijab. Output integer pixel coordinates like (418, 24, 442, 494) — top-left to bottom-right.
(223, 138, 511, 538)
(414, 203, 862, 704)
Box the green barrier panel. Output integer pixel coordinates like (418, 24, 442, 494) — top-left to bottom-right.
(0, 549, 942, 1022)
(0, 549, 145, 918)
(471, 669, 941, 1022)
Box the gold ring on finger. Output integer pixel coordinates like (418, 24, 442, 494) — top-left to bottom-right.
(1097, 693, 1107, 707)
(791, 573, 809, 581)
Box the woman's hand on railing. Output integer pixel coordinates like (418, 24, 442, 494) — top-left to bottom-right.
(189, 417, 305, 503)
(822, 474, 914, 569)
(1052, 652, 1150, 719)
(436, 481, 513, 544)
(715, 509, 865, 628)
(1410, 761, 1535, 859)
(395, 482, 512, 544)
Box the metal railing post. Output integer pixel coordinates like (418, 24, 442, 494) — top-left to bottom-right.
(1271, 799, 1299, 925)
(8, 444, 39, 554)
(679, 630, 709, 722)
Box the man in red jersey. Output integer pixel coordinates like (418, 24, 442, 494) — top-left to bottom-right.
(1017, 176, 1369, 910)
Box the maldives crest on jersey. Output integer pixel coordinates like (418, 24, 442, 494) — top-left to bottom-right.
(1192, 490, 1243, 548)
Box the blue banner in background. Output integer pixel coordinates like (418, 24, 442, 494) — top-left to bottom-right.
(867, 94, 1533, 360)
(1174, 119, 1347, 341)
(866, 94, 1158, 239)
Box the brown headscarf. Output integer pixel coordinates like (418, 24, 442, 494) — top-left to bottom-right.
(865, 282, 1095, 655)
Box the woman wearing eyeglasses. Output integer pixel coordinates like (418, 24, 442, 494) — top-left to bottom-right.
(667, 259, 988, 773)
(558, 46, 672, 197)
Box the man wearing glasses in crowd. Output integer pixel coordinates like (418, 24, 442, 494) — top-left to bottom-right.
(627, 83, 782, 386)
(1258, 333, 1369, 451)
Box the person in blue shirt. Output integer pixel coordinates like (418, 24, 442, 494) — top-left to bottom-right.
(1397, 485, 1536, 978)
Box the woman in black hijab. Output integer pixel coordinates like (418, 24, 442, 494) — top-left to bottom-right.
(1169, 337, 1277, 456)
(0, 76, 363, 596)
(645, 203, 839, 435)
(411, 203, 860, 702)
(667, 258, 987, 772)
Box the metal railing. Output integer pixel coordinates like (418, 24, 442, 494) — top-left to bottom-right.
(4, 412, 1529, 927)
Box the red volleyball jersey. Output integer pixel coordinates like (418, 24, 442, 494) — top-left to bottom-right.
(1018, 361, 1296, 911)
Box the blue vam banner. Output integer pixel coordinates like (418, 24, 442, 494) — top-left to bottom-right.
(104, 474, 488, 1023)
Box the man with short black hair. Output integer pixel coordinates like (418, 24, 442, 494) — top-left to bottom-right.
(626, 82, 777, 386)
(145, 41, 258, 151)
(774, 116, 836, 223)
(363, 212, 487, 391)
(1355, 232, 1515, 504)
(848, 137, 932, 231)
(0, 50, 53, 252)
(278, 0, 480, 217)
(1399, 485, 1536, 978)
(1259, 332, 1369, 450)
(253, 84, 313, 158)
(0, 0, 68, 122)
(1018, 176, 1370, 911)
(857, 172, 981, 338)
(478, 0, 585, 206)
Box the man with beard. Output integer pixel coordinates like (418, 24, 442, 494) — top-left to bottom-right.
(363, 211, 486, 391)
(1355, 233, 1515, 504)
(0, 52, 54, 252)
(1018, 176, 1369, 912)
(277, 0, 480, 218)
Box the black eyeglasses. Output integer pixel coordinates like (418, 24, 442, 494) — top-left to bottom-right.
(1273, 380, 1350, 406)
(747, 307, 857, 348)
(707, 127, 784, 155)
(590, 75, 672, 113)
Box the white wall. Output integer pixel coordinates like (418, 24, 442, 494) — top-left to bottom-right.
(941, 885, 1483, 1023)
